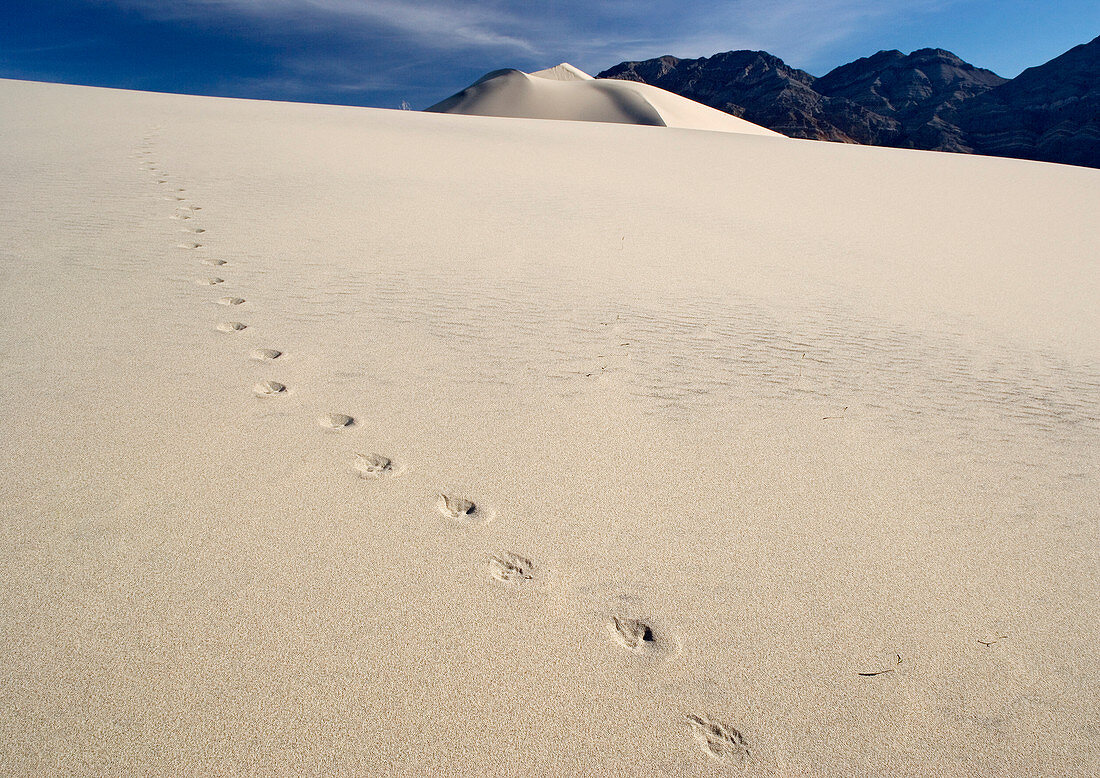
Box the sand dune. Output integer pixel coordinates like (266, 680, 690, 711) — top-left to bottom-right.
(0, 77, 1097, 776)
(427, 63, 784, 135)
(528, 63, 594, 81)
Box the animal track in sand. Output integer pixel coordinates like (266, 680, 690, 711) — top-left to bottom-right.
(216, 297, 246, 306)
(253, 380, 286, 397)
(353, 453, 396, 478)
(317, 413, 354, 429)
(488, 552, 534, 583)
(201, 258, 227, 266)
(216, 321, 247, 333)
(687, 714, 750, 762)
(178, 242, 202, 250)
(438, 493, 478, 521)
(181, 227, 205, 233)
(195, 277, 224, 286)
(250, 348, 282, 361)
(608, 616, 657, 652)
(603, 611, 679, 659)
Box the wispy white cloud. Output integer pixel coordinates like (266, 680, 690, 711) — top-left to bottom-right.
(79, 0, 965, 101)
(305, 0, 537, 53)
(552, 0, 958, 74)
(104, 0, 540, 54)
(689, 0, 953, 60)
(97, 0, 962, 71)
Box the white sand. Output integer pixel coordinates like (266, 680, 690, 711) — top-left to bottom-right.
(528, 63, 594, 82)
(427, 63, 783, 135)
(0, 77, 1097, 776)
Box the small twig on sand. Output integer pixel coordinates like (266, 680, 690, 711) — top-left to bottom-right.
(823, 406, 849, 420)
(857, 654, 902, 676)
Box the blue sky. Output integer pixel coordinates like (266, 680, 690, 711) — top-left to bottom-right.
(2, 1, 1097, 109)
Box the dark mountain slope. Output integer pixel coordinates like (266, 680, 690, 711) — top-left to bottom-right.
(815, 48, 1007, 151)
(598, 38, 1100, 168)
(957, 35, 1100, 167)
(599, 50, 892, 143)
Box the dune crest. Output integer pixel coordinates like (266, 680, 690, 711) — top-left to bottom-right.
(528, 62, 594, 81)
(427, 63, 783, 136)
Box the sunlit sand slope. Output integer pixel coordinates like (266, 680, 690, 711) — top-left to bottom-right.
(0, 77, 1097, 776)
(427, 63, 784, 135)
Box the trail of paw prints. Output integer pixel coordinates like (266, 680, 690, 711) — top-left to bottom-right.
(339, 440, 729, 765)
(139, 156, 287, 399)
(132, 128, 160, 176)
(135, 141, 744, 770)
(136, 129, 267, 391)
(133, 131, 752, 771)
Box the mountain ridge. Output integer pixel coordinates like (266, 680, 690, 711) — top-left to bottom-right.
(598, 36, 1100, 168)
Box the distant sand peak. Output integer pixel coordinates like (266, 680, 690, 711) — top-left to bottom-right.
(528, 63, 594, 81)
(426, 64, 783, 136)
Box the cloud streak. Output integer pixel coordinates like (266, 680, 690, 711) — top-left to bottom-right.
(546, 0, 958, 73)
(95, 0, 957, 68)
(12, 0, 1050, 109)
(104, 0, 540, 54)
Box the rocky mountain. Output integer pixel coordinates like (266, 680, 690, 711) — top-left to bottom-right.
(598, 36, 1100, 168)
(957, 36, 1100, 167)
(815, 48, 1006, 151)
(597, 50, 885, 143)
